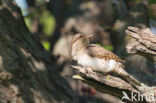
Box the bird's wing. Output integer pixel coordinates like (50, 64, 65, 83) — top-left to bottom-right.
(87, 44, 125, 63)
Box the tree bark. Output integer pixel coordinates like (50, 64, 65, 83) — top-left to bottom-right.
(71, 65, 155, 103)
(0, 1, 77, 103)
(126, 26, 156, 63)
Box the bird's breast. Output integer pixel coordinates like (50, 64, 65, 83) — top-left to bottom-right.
(77, 54, 93, 67)
(77, 54, 118, 73)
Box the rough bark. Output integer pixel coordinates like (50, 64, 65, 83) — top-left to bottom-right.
(126, 26, 156, 63)
(0, 1, 77, 103)
(71, 65, 156, 103)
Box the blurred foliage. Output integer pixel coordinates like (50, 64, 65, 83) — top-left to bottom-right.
(24, 11, 40, 32)
(24, 9, 55, 51)
(96, 44, 114, 51)
(149, 10, 155, 20)
(40, 10, 56, 36)
(148, 0, 156, 5)
(35, 0, 45, 6)
(148, 4, 156, 20)
(127, 0, 142, 4)
(24, 17, 32, 31)
(103, 45, 114, 51)
(134, 0, 142, 3)
(25, 9, 55, 36)
(21, 0, 156, 53)
(66, 0, 72, 5)
(42, 41, 50, 51)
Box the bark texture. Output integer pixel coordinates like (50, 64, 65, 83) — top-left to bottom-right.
(126, 26, 156, 63)
(0, 1, 77, 103)
(71, 65, 155, 103)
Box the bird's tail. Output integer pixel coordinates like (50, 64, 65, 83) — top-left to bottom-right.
(114, 68, 141, 86)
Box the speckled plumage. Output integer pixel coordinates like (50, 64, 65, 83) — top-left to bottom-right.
(71, 33, 141, 86)
(71, 33, 125, 73)
(87, 44, 125, 63)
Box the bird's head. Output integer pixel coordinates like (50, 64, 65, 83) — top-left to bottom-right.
(71, 33, 93, 50)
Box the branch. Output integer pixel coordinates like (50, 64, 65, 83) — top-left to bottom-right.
(71, 65, 156, 103)
(126, 26, 156, 63)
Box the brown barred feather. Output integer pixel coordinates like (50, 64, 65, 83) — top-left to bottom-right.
(87, 44, 125, 63)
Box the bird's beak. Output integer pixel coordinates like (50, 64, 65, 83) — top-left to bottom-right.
(86, 34, 93, 39)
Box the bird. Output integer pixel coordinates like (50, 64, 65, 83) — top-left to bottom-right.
(71, 33, 141, 86)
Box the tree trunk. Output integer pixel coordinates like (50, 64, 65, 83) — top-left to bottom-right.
(0, 1, 77, 103)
